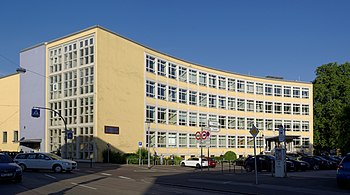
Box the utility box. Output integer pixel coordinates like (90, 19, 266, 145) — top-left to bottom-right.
(274, 148, 286, 177)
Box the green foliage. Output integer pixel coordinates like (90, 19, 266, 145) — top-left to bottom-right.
(223, 151, 237, 161)
(313, 62, 350, 154)
(102, 149, 126, 163)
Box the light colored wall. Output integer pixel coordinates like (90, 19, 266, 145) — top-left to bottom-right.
(19, 44, 47, 151)
(0, 74, 20, 151)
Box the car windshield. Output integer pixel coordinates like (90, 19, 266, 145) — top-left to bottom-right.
(46, 153, 62, 160)
(0, 154, 14, 163)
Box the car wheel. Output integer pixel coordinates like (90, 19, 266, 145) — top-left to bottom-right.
(313, 165, 319, 170)
(181, 162, 185, 167)
(15, 176, 22, 183)
(196, 164, 201, 169)
(53, 165, 63, 173)
(19, 164, 26, 172)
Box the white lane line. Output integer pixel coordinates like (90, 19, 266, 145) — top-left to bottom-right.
(45, 174, 57, 179)
(118, 176, 132, 180)
(71, 182, 97, 190)
(101, 173, 112, 176)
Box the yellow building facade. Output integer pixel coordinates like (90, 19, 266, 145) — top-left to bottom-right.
(36, 26, 313, 162)
(0, 74, 20, 152)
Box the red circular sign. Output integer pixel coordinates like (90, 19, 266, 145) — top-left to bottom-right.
(202, 130, 207, 140)
(195, 131, 201, 140)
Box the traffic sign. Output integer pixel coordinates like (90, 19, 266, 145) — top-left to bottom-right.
(208, 121, 219, 127)
(278, 125, 285, 142)
(250, 125, 259, 137)
(202, 130, 207, 140)
(31, 108, 40, 118)
(195, 131, 201, 140)
(210, 127, 219, 132)
(67, 131, 73, 139)
(138, 141, 142, 148)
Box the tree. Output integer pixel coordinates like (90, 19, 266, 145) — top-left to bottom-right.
(313, 62, 350, 154)
(223, 151, 237, 161)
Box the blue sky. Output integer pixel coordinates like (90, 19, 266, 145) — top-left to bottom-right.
(0, 0, 349, 82)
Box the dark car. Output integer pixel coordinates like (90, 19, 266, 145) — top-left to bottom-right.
(244, 155, 274, 172)
(298, 156, 322, 170)
(286, 156, 309, 171)
(337, 153, 350, 188)
(234, 156, 247, 166)
(315, 156, 337, 169)
(0, 153, 22, 183)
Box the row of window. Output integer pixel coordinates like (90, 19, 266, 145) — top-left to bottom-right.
(146, 82, 310, 115)
(146, 106, 310, 132)
(1, 131, 19, 143)
(145, 131, 310, 148)
(146, 55, 310, 98)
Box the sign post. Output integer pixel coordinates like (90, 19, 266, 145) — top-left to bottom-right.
(138, 142, 142, 166)
(250, 125, 259, 185)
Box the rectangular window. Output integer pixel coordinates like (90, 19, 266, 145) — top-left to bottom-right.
(179, 89, 187, 104)
(2, 131, 7, 143)
(247, 81, 254, 93)
(209, 114, 217, 123)
(228, 116, 236, 129)
(168, 86, 177, 102)
(209, 94, 217, 108)
(293, 138, 301, 148)
(293, 121, 301, 132)
(168, 63, 177, 79)
(219, 135, 226, 148)
(13, 130, 18, 142)
(228, 78, 235, 91)
(237, 80, 245, 92)
(157, 59, 166, 76)
(302, 105, 309, 115)
(158, 132, 166, 147)
(179, 67, 187, 82)
(237, 136, 245, 148)
(275, 120, 282, 131)
(189, 91, 197, 105)
(284, 103, 291, 114)
(219, 115, 226, 129)
(265, 119, 273, 131)
(179, 111, 187, 126)
(179, 133, 187, 148)
(256, 83, 263, 95)
(256, 101, 264, 112)
(237, 99, 245, 111)
(265, 84, 273, 96)
(247, 118, 254, 129)
(146, 80, 155, 98)
(210, 135, 217, 148)
(199, 72, 207, 86)
(284, 86, 291, 97)
(247, 136, 254, 148)
(256, 119, 264, 130)
(228, 97, 236, 110)
(274, 85, 282, 96)
(265, 101, 273, 113)
(209, 74, 217, 88)
(189, 69, 197, 84)
(157, 83, 166, 100)
(146, 105, 155, 122)
(228, 136, 236, 148)
(302, 121, 309, 132)
(189, 134, 197, 148)
(302, 88, 309, 99)
(284, 120, 292, 131)
(274, 102, 282, 114)
(218, 96, 226, 109)
(199, 113, 207, 127)
(168, 109, 177, 125)
(302, 137, 310, 148)
(293, 104, 300, 115)
(237, 117, 245, 129)
(189, 112, 197, 127)
(168, 133, 177, 147)
(146, 55, 155, 73)
(157, 107, 166, 124)
(247, 100, 254, 112)
(293, 87, 300, 98)
(219, 76, 226, 90)
(199, 93, 207, 107)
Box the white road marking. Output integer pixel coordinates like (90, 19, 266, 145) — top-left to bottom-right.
(71, 182, 97, 190)
(44, 174, 57, 179)
(101, 173, 112, 176)
(118, 176, 132, 180)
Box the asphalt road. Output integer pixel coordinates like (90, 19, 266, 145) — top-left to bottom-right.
(0, 164, 349, 195)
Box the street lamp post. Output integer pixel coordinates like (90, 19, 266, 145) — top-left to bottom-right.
(145, 121, 151, 169)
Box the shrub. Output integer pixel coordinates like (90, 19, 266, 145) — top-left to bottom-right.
(102, 149, 126, 164)
(223, 151, 237, 161)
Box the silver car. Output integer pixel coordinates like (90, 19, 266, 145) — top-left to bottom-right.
(14, 152, 77, 173)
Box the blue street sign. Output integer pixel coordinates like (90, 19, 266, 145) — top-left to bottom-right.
(67, 131, 73, 139)
(31, 108, 40, 118)
(138, 141, 142, 148)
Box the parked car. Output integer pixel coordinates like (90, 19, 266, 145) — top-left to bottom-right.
(233, 156, 247, 166)
(337, 153, 350, 188)
(207, 158, 217, 168)
(286, 155, 309, 171)
(244, 155, 274, 172)
(0, 153, 22, 183)
(180, 157, 208, 168)
(298, 156, 322, 170)
(14, 152, 77, 173)
(315, 156, 337, 169)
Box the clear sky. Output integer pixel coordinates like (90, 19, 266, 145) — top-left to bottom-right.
(0, 0, 349, 82)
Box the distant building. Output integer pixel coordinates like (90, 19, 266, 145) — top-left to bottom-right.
(6, 26, 313, 162)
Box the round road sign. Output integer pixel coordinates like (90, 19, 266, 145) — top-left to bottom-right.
(195, 131, 201, 140)
(202, 130, 207, 140)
